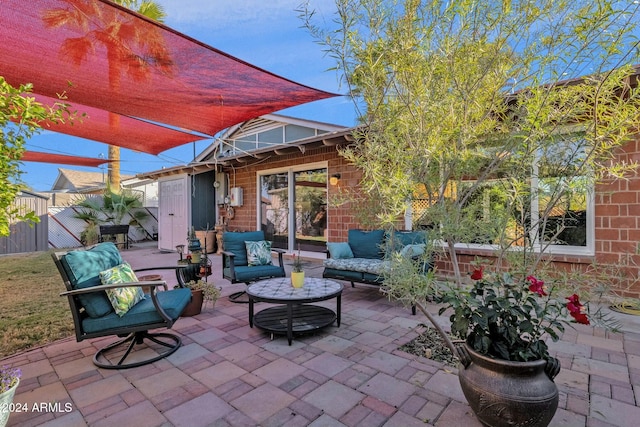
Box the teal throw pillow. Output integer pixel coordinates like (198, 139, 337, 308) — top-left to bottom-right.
(99, 262, 144, 316)
(327, 242, 354, 259)
(245, 240, 273, 266)
(61, 242, 123, 318)
(400, 244, 426, 257)
(223, 231, 265, 266)
(348, 229, 385, 259)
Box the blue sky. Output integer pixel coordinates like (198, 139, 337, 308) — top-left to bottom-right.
(22, 0, 356, 191)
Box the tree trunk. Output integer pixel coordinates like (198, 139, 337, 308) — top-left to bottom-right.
(108, 144, 120, 192)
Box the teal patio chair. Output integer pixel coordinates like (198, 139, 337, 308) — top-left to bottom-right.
(52, 242, 192, 369)
(221, 230, 286, 302)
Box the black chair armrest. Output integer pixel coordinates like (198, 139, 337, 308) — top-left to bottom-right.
(147, 287, 173, 323)
(60, 280, 175, 321)
(272, 248, 285, 268)
(221, 251, 237, 281)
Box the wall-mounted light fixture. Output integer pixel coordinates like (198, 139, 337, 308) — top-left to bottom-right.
(329, 173, 341, 186)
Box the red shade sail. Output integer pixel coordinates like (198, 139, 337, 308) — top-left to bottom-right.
(34, 94, 205, 155)
(0, 0, 338, 154)
(21, 151, 112, 167)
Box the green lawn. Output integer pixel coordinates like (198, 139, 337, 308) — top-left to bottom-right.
(0, 251, 74, 359)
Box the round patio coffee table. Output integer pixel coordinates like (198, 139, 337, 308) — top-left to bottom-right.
(247, 277, 343, 345)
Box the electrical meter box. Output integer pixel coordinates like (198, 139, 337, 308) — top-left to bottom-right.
(214, 172, 228, 205)
(229, 187, 243, 206)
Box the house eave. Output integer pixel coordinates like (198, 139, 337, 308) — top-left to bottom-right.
(213, 127, 358, 168)
(136, 163, 219, 181)
(137, 126, 359, 180)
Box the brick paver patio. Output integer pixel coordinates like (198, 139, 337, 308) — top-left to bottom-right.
(2, 242, 639, 426)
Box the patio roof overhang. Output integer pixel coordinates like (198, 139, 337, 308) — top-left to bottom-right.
(1, 0, 339, 160)
(136, 127, 358, 180)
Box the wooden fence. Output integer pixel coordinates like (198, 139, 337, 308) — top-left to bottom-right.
(47, 206, 158, 249)
(0, 191, 49, 255)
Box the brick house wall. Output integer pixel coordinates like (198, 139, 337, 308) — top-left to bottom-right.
(221, 139, 640, 298)
(593, 138, 640, 297)
(432, 138, 640, 298)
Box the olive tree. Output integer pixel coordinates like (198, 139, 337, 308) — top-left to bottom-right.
(301, 0, 640, 295)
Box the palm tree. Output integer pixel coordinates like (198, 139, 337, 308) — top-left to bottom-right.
(73, 188, 150, 245)
(43, 0, 170, 192)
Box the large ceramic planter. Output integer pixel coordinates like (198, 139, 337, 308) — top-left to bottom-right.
(457, 343, 559, 427)
(182, 289, 203, 317)
(0, 378, 19, 427)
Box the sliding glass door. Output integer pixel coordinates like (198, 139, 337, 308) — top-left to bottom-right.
(259, 165, 327, 253)
(294, 168, 327, 251)
(260, 172, 289, 250)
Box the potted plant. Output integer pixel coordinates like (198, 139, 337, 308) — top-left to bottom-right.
(0, 366, 21, 427)
(180, 280, 221, 317)
(73, 188, 149, 246)
(376, 195, 617, 427)
(436, 262, 612, 426)
(291, 249, 304, 288)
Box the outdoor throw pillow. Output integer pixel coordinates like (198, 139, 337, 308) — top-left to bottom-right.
(99, 262, 145, 317)
(400, 243, 426, 257)
(327, 242, 354, 259)
(245, 240, 273, 266)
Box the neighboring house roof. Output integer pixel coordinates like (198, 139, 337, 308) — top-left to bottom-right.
(51, 168, 133, 193)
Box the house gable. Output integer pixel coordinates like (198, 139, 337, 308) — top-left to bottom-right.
(197, 114, 347, 163)
(51, 169, 105, 192)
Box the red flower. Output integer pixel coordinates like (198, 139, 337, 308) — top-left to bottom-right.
(571, 311, 590, 325)
(526, 275, 547, 296)
(566, 294, 590, 325)
(470, 266, 484, 280)
(566, 294, 580, 311)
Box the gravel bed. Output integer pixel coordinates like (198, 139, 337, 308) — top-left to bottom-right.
(398, 324, 460, 368)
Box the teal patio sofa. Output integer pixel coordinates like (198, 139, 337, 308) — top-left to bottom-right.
(322, 229, 430, 286)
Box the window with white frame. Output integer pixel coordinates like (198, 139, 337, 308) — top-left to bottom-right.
(413, 137, 594, 255)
